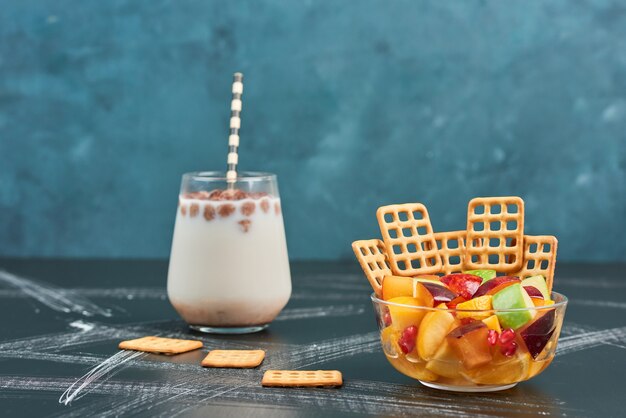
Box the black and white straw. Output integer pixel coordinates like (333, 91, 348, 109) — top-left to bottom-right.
(226, 72, 243, 186)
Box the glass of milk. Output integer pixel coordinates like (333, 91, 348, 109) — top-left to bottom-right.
(167, 171, 292, 334)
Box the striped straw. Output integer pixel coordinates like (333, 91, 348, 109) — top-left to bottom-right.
(226, 72, 243, 187)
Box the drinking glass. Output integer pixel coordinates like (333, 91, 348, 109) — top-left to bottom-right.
(167, 171, 291, 334)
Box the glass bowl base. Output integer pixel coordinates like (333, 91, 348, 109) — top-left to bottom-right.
(419, 380, 517, 392)
(189, 324, 268, 334)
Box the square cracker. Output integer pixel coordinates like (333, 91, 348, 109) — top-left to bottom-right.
(261, 370, 343, 387)
(201, 350, 265, 368)
(515, 235, 558, 292)
(351, 239, 391, 297)
(377, 203, 442, 276)
(118, 336, 203, 355)
(432, 230, 466, 275)
(464, 196, 525, 273)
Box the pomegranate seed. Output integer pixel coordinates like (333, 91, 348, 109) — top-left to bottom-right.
(501, 341, 518, 357)
(398, 325, 418, 354)
(487, 329, 499, 346)
(499, 328, 515, 344)
(460, 318, 475, 326)
(383, 312, 392, 327)
(406, 325, 418, 339)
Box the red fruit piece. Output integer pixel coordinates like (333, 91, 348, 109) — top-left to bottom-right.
(501, 341, 518, 357)
(499, 328, 516, 344)
(523, 285, 544, 299)
(420, 282, 458, 303)
(440, 274, 482, 299)
(520, 309, 556, 359)
(487, 329, 499, 346)
(473, 276, 521, 298)
(398, 325, 418, 354)
(383, 311, 392, 327)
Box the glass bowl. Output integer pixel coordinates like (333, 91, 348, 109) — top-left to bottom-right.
(371, 292, 567, 392)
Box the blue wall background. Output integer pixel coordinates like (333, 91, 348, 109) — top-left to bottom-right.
(0, 0, 624, 261)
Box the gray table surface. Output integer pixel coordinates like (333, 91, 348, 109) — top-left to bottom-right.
(0, 259, 624, 417)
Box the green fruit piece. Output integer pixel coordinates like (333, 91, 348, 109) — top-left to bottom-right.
(521, 275, 550, 299)
(492, 284, 536, 329)
(464, 269, 496, 283)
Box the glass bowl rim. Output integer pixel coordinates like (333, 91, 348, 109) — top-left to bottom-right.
(182, 171, 276, 182)
(370, 291, 568, 312)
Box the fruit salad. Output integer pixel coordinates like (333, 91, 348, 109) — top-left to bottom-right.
(373, 271, 566, 388)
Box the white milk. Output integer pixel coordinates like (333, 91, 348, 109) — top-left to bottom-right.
(167, 196, 291, 327)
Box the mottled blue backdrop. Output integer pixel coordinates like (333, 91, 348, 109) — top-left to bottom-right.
(0, 0, 624, 261)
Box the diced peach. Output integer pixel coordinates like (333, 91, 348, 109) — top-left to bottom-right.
(446, 321, 493, 369)
(482, 314, 502, 333)
(413, 274, 442, 284)
(382, 276, 414, 300)
(417, 303, 457, 360)
(526, 357, 553, 379)
(462, 350, 530, 385)
(387, 297, 429, 331)
(380, 326, 402, 357)
(425, 339, 464, 379)
(382, 276, 436, 307)
(413, 281, 435, 308)
(456, 295, 493, 320)
(386, 354, 439, 381)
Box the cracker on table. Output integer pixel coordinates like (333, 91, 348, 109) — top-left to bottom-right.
(118, 336, 203, 355)
(261, 370, 343, 388)
(201, 350, 265, 368)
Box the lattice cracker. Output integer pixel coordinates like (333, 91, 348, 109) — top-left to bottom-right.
(464, 196, 525, 273)
(432, 230, 466, 274)
(377, 203, 442, 276)
(515, 235, 558, 292)
(351, 239, 390, 297)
